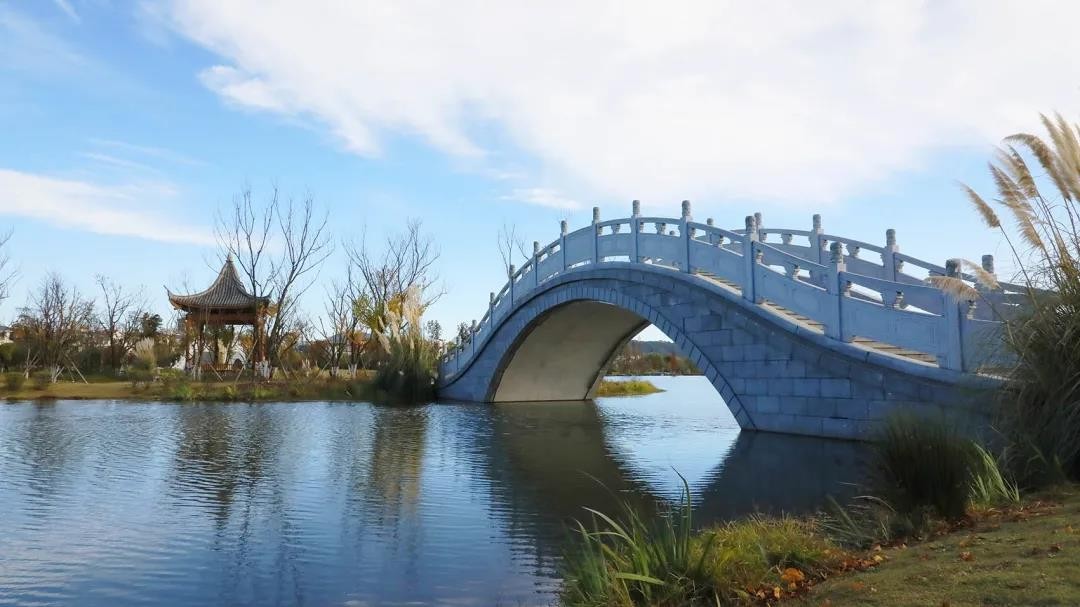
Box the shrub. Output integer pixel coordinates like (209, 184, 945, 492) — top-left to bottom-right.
(4, 372, 26, 392)
(31, 371, 52, 390)
(870, 414, 979, 522)
(170, 382, 197, 401)
(128, 369, 154, 389)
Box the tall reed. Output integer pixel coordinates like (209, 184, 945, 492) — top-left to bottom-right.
(372, 286, 439, 403)
(958, 114, 1080, 485)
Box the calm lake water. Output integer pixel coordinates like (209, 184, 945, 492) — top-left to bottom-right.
(0, 376, 867, 606)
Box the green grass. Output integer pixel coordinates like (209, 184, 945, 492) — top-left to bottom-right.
(0, 373, 380, 402)
(802, 486, 1080, 606)
(594, 379, 663, 397)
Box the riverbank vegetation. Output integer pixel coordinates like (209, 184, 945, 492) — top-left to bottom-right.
(608, 341, 700, 376)
(0, 190, 457, 405)
(594, 379, 663, 397)
(560, 416, 1076, 606)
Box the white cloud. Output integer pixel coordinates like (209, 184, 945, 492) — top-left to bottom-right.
(0, 169, 214, 246)
(503, 187, 581, 210)
(162, 1, 1080, 205)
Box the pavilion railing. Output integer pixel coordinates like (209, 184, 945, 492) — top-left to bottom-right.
(439, 201, 1027, 381)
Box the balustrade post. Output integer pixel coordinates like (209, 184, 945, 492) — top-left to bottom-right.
(754, 212, 765, 242)
(532, 241, 540, 288)
(812, 214, 825, 265)
(508, 264, 516, 305)
(741, 215, 759, 302)
(978, 254, 997, 291)
(942, 259, 965, 370)
(826, 241, 847, 340)
(560, 220, 568, 271)
(883, 229, 899, 281)
(680, 200, 692, 272)
(470, 320, 477, 357)
(631, 200, 641, 263)
(489, 291, 496, 324)
(592, 207, 601, 265)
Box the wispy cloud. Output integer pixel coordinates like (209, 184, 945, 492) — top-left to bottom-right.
(502, 187, 581, 210)
(0, 169, 213, 246)
(86, 138, 204, 167)
(161, 1, 1080, 206)
(51, 0, 80, 23)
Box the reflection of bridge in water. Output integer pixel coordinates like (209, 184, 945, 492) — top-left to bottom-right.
(476, 400, 866, 561)
(440, 202, 1013, 439)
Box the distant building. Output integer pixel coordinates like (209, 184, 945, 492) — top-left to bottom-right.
(0, 325, 12, 345)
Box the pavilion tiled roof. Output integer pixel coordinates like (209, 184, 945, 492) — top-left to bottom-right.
(167, 257, 270, 311)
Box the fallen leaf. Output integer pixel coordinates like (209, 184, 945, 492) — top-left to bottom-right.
(872, 554, 885, 563)
(960, 551, 975, 562)
(773, 586, 782, 599)
(780, 568, 805, 584)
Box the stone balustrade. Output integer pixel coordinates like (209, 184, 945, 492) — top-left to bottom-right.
(440, 201, 1024, 382)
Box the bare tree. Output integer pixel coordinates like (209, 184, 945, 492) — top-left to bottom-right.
(19, 273, 95, 382)
(346, 219, 442, 336)
(317, 278, 354, 377)
(497, 221, 530, 275)
(215, 186, 334, 375)
(96, 275, 146, 371)
(0, 229, 17, 305)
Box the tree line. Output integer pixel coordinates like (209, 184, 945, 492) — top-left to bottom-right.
(0, 186, 449, 385)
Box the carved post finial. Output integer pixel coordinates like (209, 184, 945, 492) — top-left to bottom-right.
(981, 254, 995, 274)
(744, 215, 758, 241)
(592, 206, 600, 224)
(945, 258, 961, 277)
(533, 240, 540, 256)
(560, 219, 568, 236)
(886, 229, 897, 248)
(632, 200, 641, 217)
(754, 212, 764, 242)
(490, 291, 495, 304)
(812, 214, 822, 232)
(508, 263, 516, 277)
(706, 217, 714, 226)
(681, 200, 692, 220)
(830, 241, 844, 264)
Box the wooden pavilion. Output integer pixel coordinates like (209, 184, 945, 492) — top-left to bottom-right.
(167, 256, 270, 376)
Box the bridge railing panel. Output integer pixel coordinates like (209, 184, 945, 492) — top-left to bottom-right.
(637, 230, 685, 271)
(597, 231, 634, 260)
(754, 263, 831, 323)
(536, 248, 563, 283)
(563, 227, 594, 268)
(689, 239, 744, 284)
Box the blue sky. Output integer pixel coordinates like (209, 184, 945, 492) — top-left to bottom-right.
(2, 1, 1078, 338)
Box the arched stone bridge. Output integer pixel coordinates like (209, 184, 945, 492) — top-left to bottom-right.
(438, 202, 1020, 440)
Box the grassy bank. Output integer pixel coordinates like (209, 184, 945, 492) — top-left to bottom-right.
(1, 373, 378, 402)
(562, 484, 1080, 606)
(803, 486, 1080, 606)
(594, 379, 663, 397)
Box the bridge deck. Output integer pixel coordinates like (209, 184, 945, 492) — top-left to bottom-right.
(695, 271, 939, 366)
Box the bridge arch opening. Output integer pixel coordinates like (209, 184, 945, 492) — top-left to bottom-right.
(488, 300, 720, 405)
